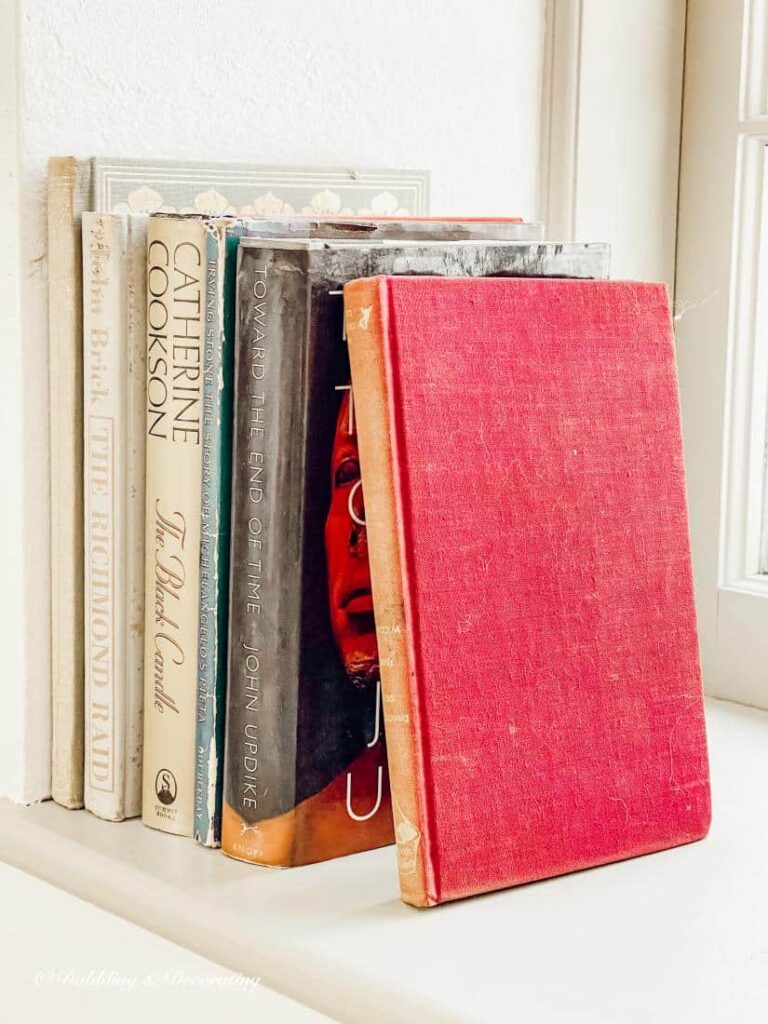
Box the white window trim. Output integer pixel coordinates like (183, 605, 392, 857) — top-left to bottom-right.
(539, 0, 686, 290)
(676, 0, 768, 709)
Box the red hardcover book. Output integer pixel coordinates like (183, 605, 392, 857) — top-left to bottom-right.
(345, 276, 711, 907)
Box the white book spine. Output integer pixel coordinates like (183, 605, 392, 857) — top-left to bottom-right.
(83, 212, 147, 821)
(49, 157, 88, 807)
(142, 216, 206, 836)
(124, 215, 148, 816)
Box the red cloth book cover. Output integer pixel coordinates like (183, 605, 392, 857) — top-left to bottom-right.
(345, 276, 711, 907)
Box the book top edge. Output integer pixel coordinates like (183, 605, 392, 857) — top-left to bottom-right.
(239, 239, 610, 252)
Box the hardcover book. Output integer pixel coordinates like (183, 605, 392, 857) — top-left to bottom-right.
(47, 157, 428, 809)
(196, 217, 541, 848)
(345, 276, 711, 907)
(222, 239, 610, 868)
(196, 223, 236, 846)
(82, 213, 147, 821)
(48, 157, 86, 807)
(142, 214, 209, 836)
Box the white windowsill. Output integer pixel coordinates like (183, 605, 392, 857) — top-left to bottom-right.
(0, 697, 766, 1024)
(0, 861, 332, 1022)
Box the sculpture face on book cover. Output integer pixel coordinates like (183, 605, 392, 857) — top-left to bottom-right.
(312, 384, 388, 837)
(325, 389, 379, 688)
(254, 384, 389, 846)
(222, 364, 391, 867)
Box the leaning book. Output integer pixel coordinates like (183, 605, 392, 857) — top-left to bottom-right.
(82, 212, 147, 821)
(222, 237, 610, 868)
(346, 275, 711, 907)
(196, 216, 541, 847)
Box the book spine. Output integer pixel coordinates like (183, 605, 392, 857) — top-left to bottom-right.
(123, 215, 149, 818)
(142, 216, 206, 836)
(83, 213, 127, 820)
(48, 156, 86, 808)
(82, 212, 145, 821)
(195, 226, 235, 846)
(344, 278, 432, 907)
(222, 245, 308, 865)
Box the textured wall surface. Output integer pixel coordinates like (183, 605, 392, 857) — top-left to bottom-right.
(21, 0, 544, 211)
(10, 0, 544, 799)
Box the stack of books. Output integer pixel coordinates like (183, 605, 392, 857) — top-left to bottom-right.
(47, 156, 710, 908)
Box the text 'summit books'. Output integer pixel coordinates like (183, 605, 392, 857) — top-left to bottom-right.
(222, 239, 609, 868)
(345, 276, 711, 907)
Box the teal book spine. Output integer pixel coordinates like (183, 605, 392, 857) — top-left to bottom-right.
(195, 225, 238, 846)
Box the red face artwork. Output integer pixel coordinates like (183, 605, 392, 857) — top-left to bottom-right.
(324, 389, 379, 688)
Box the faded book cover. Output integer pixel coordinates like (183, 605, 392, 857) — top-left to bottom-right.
(82, 213, 146, 821)
(346, 276, 711, 907)
(222, 238, 610, 868)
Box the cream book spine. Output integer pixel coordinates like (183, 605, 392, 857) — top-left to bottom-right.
(142, 215, 206, 836)
(48, 157, 87, 807)
(83, 213, 147, 820)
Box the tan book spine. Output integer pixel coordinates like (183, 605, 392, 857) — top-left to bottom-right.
(142, 216, 206, 836)
(48, 156, 85, 808)
(83, 213, 146, 821)
(344, 278, 432, 907)
(83, 213, 124, 819)
(124, 215, 148, 816)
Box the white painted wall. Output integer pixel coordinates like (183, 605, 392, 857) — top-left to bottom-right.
(21, 0, 545, 210)
(0, 0, 30, 802)
(4, 0, 545, 800)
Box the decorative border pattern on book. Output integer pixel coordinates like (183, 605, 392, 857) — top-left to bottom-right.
(92, 163, 429, 219)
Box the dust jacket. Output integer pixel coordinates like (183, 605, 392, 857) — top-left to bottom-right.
(222, 239, 610, 867)
(142, 215, 208, 836)
(345, 276, 711, 907)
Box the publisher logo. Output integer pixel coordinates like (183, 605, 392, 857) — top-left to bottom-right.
(155, 769, 177, 806)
